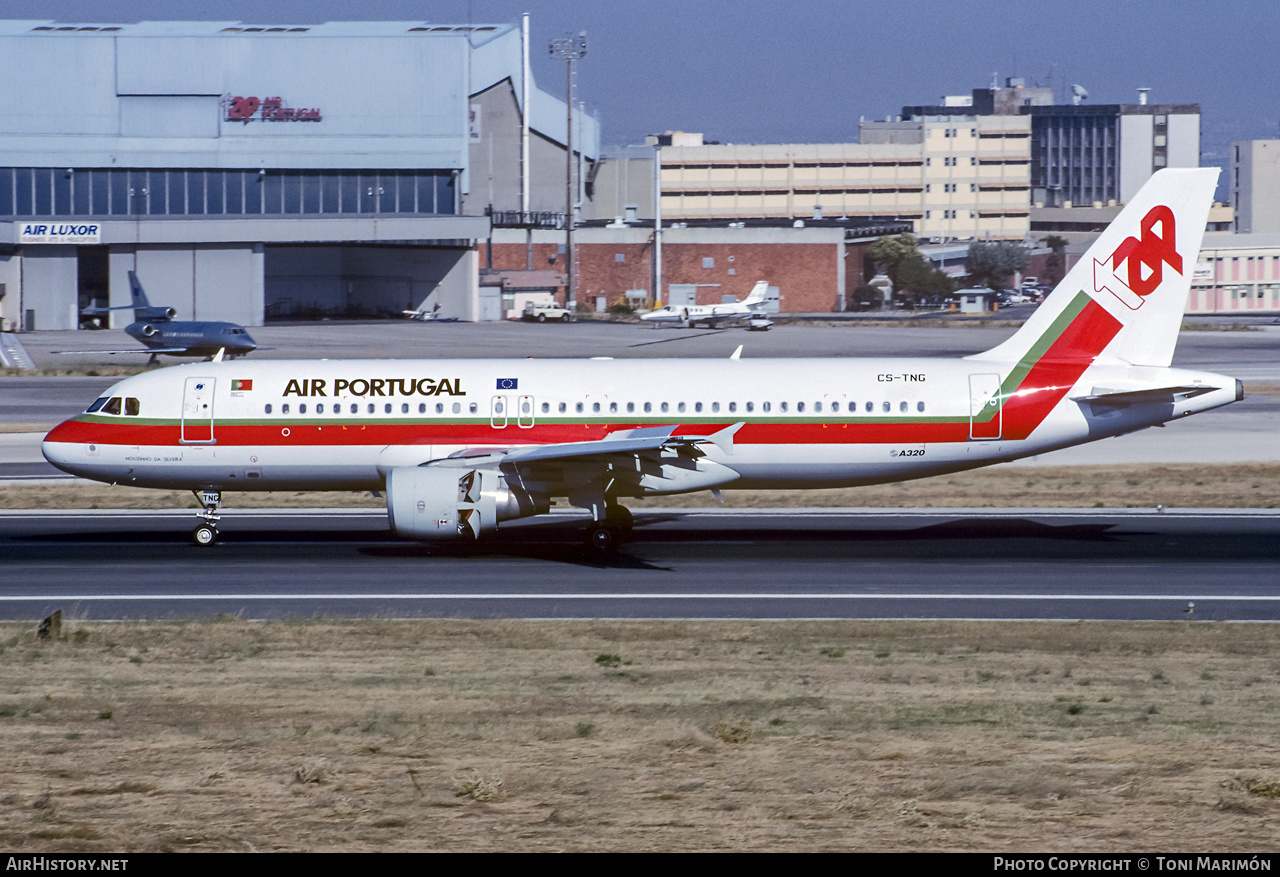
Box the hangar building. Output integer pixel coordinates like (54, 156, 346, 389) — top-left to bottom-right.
(0, 18, 599, 331)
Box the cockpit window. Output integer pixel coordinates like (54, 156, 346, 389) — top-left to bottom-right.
(86, 397, 109, 413)
(124, 397, 140, 416)
(102, 397, 122, 415)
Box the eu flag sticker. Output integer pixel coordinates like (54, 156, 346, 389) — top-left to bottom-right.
(496, 378, 518, 390)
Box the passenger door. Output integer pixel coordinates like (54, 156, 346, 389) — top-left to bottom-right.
(181, 377, 216, 444)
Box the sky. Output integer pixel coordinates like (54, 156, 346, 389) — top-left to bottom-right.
(7, 0, 1279, 176)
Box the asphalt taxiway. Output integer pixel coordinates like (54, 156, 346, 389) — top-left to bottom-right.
(1, 508, 1278, 622)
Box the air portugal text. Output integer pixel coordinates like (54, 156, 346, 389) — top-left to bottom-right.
(281, 377, 466, 398)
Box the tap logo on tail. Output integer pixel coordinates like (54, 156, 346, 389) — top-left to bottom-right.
(1093, 205, 1182, 310)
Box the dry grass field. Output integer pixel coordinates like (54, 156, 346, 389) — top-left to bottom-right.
(0, 619, 1277, 852)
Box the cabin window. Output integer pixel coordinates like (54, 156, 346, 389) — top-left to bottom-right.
(678, 402, 686, 413)
(386, 404, 393, 414)
(900, 401, 908, 413)
(282, 404, 290, 414)
(541, 402, 550, 414)
(917, 401, 926, 412)
(865, 401, 874, 413)
(780, 402, 788, 412)
(576, 402, 584, 413)
(558, 402, 567, 413)
(368, 403, 376, 414)
(644, 402, 652, 413)
(763, 401, 771, 412)
(102, 397, 122, 415)
(661, 402, 670, 413)
(882, 401, 891, 413)
(452, 402, 461, 414)
(592, 402, 601, 413)
(419, 403, 427, 414)
(469, 403, 478, 414)
(435, 403, 444, 414)
(830, 401, 839, 412)
(797, 402, 805, 413)
(814, 402, 822, 413)
(265, 404, 272, 415)
(695, 402, 703, 413)
(401, 403, 409, 414)
(711, 402, 720, 413)
(299, 404, 307, 414)
(745, 402, 753, 413)
(86, 397, 109, 413)
(727, 402, 735, 413)
(609, 402, 617, 413)
(627, 402, 635, 413)
(316, 403, 325, 414)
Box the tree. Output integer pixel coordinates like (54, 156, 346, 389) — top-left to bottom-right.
(867, 233, 923, 295)
(965, 241, 1029, 290)
(869, 232, 955, 307)
(1041, 235, 1069, 288)
(850, 284, 885, 310)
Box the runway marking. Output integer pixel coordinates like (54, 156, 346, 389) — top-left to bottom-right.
(1, 593, 1277, 602)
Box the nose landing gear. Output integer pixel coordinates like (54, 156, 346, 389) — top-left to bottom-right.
(192, 489, 222, 546)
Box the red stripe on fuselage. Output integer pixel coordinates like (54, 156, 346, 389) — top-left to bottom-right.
(1001, 298, 1123, 439)
(45, 301, 1124, 452)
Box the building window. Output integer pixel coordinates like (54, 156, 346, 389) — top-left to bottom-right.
(702, 257, 715, 269)
(615, 253, 625, 263)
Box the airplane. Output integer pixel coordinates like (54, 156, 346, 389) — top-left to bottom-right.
(640, 280, 772, 328)
(43, 168, 1239, 551)
(57, 271, 258, 363)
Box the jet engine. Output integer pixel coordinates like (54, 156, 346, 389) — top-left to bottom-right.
(385, 466, 545, 540)
(140, 324, 158, 337)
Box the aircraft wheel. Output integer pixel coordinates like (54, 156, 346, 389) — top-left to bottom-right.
(585, 523, 621, 554)
(193, 523, 219, 547)
(538, 313, 547, 323)
(604, 504, 633, 530)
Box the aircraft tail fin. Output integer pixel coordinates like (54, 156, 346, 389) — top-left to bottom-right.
(970, 167, 1217, 369)
(127, 271, 150, 320)
(742, 281, 769, 308)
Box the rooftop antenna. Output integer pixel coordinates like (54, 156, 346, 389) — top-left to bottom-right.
(1137, 87, 1151, 105)
(1071, 84, 1089, 106)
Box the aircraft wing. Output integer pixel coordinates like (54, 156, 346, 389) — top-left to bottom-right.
(498, 423, 744, 464)
(53, 347, 193, 355)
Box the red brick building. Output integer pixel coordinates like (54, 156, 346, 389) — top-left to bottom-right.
(487, 217, 909, 313)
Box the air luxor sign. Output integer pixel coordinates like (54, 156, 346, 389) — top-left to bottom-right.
(19, 223, 100, 244)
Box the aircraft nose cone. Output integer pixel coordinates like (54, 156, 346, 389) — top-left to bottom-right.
(41, 420, 86, 474)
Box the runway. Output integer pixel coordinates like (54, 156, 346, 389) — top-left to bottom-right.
(2, 508, 1278, 622)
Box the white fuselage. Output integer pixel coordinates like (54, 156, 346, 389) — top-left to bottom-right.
(42, 356, 1239, 495)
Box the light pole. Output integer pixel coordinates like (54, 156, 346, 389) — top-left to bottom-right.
(550, 31, 586, 310)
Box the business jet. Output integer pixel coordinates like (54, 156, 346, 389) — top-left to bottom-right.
(641, 280, 771, 327)
(43, 169, 1239, 551)
(58, 271, 258, 363)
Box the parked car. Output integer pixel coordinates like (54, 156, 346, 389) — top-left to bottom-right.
(522, 302, 574, 323)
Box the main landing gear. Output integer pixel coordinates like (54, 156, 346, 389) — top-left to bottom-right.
(192, 489, 222, 546)
(584, 503, 633, 553)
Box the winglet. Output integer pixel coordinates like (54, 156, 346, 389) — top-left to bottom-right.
(730, 345, 743, 360)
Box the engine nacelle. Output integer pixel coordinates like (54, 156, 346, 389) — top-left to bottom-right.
(385, 466, 544, 540)
(141, 324, 158, 337)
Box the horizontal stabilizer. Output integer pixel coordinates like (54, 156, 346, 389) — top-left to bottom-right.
(1070, 385, 1217, 406)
